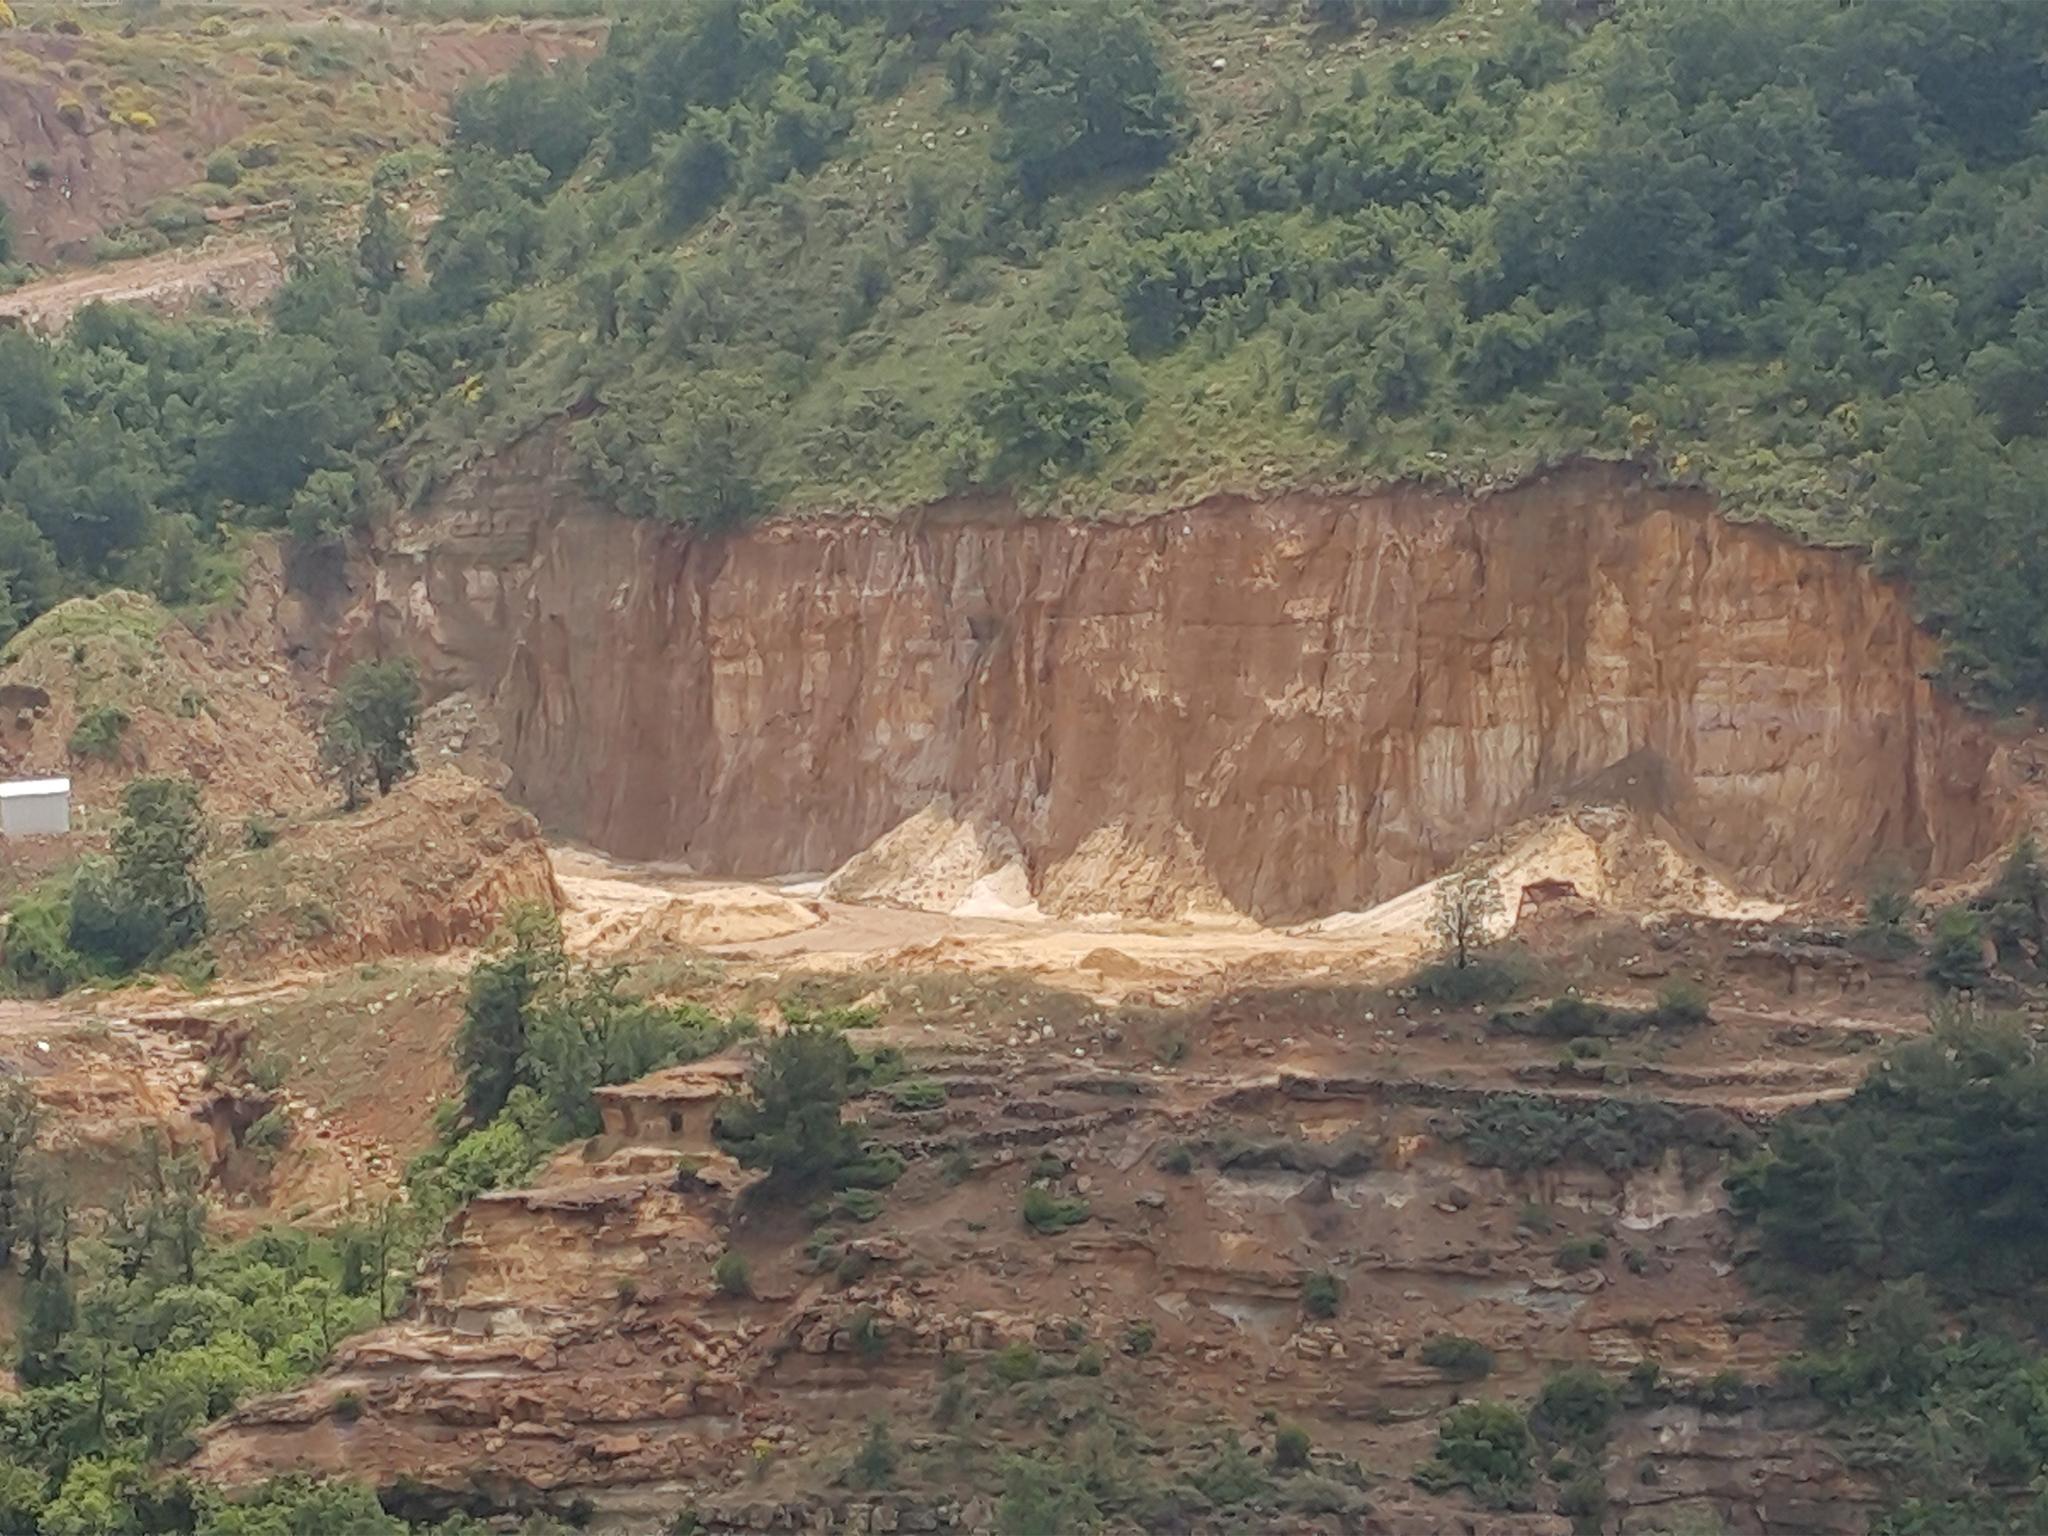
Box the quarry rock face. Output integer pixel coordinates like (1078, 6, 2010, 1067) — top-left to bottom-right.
(349, 442, 2006, 922)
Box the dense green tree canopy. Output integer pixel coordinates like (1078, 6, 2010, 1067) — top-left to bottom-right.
(8, 0, 2048, 706)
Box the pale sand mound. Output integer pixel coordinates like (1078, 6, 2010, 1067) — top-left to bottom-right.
(560, 874, 823, 959)
(822, 803, 1043, 920)
(823, 802, 1250, 922)
(207, 770, 562, 974)
(1300, 804, 1784, 963)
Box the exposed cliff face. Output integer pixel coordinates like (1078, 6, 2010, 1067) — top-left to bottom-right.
(345, 442, 2007, 922)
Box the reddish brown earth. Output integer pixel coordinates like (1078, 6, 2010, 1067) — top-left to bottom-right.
(343, 444, 2012, 924)
(188, 900, 1942, 1535)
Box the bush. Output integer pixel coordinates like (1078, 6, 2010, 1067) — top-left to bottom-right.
(991, 0, 1188, 200)
(1274, 1422, 1312, 1470)
(67, 777, 208, 972)
(242, 1107, 291, 1154)
(1412, 952, 1525, 1005)
(1158, 1141, 1194, 1175)
(1193, 1432, 1271, 1507)
(1415, 1401, 1531, 1506)
(1419, 1334, 1495, 1380)
(241, 816, 278, 851)
(1557, 1235, 1609, 1272)
(886, 1078, 946, 1112)
(2, 883, 84, 996)
(1532, 1366, 1620, 1448)
(68, 703, 131, 761)
(1302, 1270, 1340, 1318)
(1926, 905, 1989, 991)
(203, 150, 241, 187)
(849, 1420, 896, 1490)
(1021, 1185, 1090, 1234)
(1652, 981, 1710, 1027)
(713, 1249, 751, 1298)
(990, 1340, 1040, 1383)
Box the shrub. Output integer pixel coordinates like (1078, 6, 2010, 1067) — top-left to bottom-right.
(2, 883, 84, 996)
(833, 1187, 883, 1224)
(850, 1309, 886, 1360)
(1926, 905, 1988, 990)
(885, 1078, 946, 1112)
(242, 816, 278, 851)
(1274, 1422, 1312, 1470)
(68, 703, 131, 760)
(1158, 1141, 1194, 1175)
(1556, 1469, 1607, 1530)
(1302, 1270, 1340, 1318)
(1412, 952, 1526, 1005)
(204, 150, 242, 187)
(1557, 1235, 1609, 1272)
(1419, 1334, 1495, 1381)
(1651, 980, 1710, 1027)
(1532, 1366, 1620, 1448)
(990, 1340, 1040, 1383)
(1193, 1432, 1271, 1507)
(242, 1107, 291, 1154)
(1415, 1401, 1531, 1506)
(56, 97, 86, 131)
(849, 1419, 896, 1490)
(1857, 872, 1918, 958)
(713, 1249, 751, 1298)
(1123, 1320, 1156, 1355)
(1021, 1185, 1090, 1234)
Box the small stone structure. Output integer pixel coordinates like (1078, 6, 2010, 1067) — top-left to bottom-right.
(593, 1056, 749, 1155)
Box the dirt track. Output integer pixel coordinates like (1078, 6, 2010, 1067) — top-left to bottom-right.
(0, 236, 284, 332)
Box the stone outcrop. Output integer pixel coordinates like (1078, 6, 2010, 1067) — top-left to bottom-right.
(340, 445, 2007, 922)
(206, 768, 562, 973)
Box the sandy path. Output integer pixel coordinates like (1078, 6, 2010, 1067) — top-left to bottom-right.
(0, 236, 284, 332)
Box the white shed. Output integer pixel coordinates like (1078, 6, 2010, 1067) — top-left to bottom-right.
(0, 778, 71, 837)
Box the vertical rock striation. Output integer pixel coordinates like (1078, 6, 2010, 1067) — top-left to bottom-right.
(344, 442, 2006, 923)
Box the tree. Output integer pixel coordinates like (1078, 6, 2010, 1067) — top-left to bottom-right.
(454, 905, 565, 1126)
(992, 0, 1188, 201)
(1431, 862, 1503, 969)
(0, 1079, 41, 1269)
(356, 192, 407, 291)
(715, 1025, 859, 1185)
(1985, 833, 2047, 960)
(1926, 905, 1988, 992)
(68, 776, 208, 970)
(324, 658, 421, 800)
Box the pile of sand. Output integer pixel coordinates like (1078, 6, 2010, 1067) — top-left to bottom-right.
(822, 803, 1043, 920)
(559, 874, 824, 959)
(1300, 804, 1783, 960)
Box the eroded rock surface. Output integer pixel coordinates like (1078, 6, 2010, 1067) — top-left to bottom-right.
(344, 449, 2005, 921)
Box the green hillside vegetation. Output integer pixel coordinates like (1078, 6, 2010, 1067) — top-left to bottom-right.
(4, 0, 2048, 707)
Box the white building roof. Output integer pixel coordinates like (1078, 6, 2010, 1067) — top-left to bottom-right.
(0, 778, 71, 799)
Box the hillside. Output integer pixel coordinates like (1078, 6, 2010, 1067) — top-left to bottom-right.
(0, 0, 598, 270)
(7, 4, 2048, 1536)
(2, 0, 2048, 699)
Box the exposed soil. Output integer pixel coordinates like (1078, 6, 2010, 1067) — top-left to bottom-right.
(0, 232, 283, 331)
(0, 10, 600, 267)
